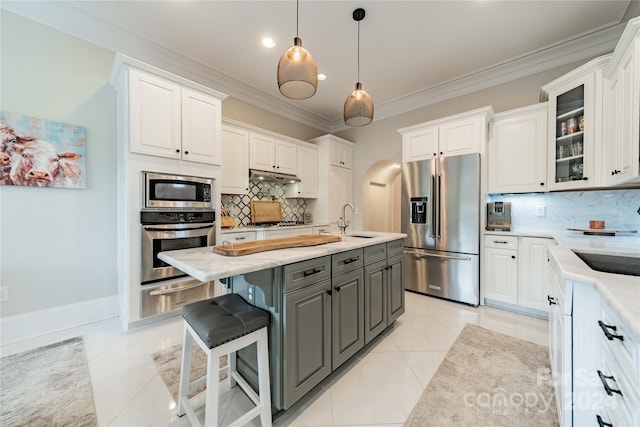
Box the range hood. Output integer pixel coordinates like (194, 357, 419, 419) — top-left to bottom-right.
(249, 169, 301, 183)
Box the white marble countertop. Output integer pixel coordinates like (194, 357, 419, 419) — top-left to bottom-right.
(536, 234, 639, 341)
(159, 232, 406, 283)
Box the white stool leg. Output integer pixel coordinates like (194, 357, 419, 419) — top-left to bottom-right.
(177, 321, 194, 417)
(228, 351, 237, 388)
(203, 348, 221, 427)
(256, 328, 272, 427)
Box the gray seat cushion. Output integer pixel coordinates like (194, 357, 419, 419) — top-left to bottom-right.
(182, 294, 270, 349)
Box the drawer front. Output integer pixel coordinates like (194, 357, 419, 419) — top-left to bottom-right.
(598, 300, 639, 391)
(484, 235, 518, 250)
(364, 243, 387, 265)
(332, 248, 364, 276)
(284, 256, 331, 292)
(222, 231, 256, 242)
(141, 279, 213, 318)
(598, 351, 639, 425)
(386, 238, 404, 258)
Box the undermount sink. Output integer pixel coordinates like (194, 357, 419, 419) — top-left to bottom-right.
(348, 233, 378, 238)
(573, 251, 640, 277)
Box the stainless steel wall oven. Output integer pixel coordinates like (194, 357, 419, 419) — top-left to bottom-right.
(140, 209, 215, 318)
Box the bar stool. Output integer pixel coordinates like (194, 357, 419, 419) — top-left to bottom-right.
(177, 294, 272, 427)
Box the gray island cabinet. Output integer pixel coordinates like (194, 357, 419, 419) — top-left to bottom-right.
(158, 232, 406, 412)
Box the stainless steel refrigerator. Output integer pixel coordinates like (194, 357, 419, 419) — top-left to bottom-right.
(401, 153, 480, 306)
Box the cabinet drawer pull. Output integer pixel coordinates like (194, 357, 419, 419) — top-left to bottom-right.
(598, 320, 624, 341)
(343, 257, 359, 265)
(547, 295, 556, 306)
(597, 370, 622, 396)
(235, 236, 246, 241)
(492, 240, 509, 244)
(596, 415, 613, 427)
(303, 268, 322, 277)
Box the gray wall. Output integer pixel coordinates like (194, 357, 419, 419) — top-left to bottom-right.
(0, 12, 118, 317)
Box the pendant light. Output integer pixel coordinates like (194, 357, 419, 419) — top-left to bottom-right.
(277, 0, 318, 100)
(344, 8, 374, 126)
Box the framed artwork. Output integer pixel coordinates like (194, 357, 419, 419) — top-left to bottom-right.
(1, 112, 86, 189)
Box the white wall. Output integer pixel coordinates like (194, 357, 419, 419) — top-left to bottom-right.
(0, 12, 117, 318)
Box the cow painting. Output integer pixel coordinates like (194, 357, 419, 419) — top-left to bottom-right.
(10, 139, 84, 187)
(0, 113, 86, 189)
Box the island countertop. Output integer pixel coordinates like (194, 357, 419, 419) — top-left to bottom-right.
(158, 232, 407, 283)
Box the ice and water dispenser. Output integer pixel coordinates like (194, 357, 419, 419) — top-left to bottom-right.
(410, 197, 428, 224)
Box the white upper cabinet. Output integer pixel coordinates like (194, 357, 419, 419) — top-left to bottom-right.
(330, 138, 354, 169)
(541, 55, 610, 191)
(220, 124, 249, 194)
(603, 17, 640, 186)
(249, 133, 297, 175)
(286, 144, 318, 198)
(488, 103, 548, 194)
(127, 67, 222, 165)
(398, 106, 493, 163)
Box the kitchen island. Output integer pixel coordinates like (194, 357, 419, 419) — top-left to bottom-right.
(159, 232, 407, 412)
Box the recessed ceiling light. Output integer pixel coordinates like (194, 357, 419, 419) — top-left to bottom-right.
(262, 38, 275, 48)
(318, 73, 327, 81)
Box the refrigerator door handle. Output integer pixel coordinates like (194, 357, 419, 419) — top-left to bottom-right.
(436, 174, 442, 239)
(405, 250, 472, 262)
(431, 174, 436, 238)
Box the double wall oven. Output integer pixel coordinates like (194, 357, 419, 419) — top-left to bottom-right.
(139, 172, 216, 318)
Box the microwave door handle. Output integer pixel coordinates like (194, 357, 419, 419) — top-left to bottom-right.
(142, 224, 214, 232)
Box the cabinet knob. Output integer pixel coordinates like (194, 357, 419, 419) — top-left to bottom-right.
(327, 290, 332, 296)
(440, 151, 443, 155)
(582, 177, 589, 180)
(511, 255, 516, 259)
(611, 169, 620, 175)
(175, 149, 180, 153)
(433, 153, 437, 156)
(184, 151, 189, 155)
(540, 182, 545, 186)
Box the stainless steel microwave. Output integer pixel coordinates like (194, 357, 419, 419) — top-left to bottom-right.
(143, 172, 213, 209)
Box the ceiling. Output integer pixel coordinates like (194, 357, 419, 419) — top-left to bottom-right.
(3, 1, 639, 133)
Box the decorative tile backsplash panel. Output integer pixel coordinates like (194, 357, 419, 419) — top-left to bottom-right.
(221, 181, 307, 226)
(489, 189, 640, 232)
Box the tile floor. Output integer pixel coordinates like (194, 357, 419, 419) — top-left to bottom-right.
(1, 292, 549, 426)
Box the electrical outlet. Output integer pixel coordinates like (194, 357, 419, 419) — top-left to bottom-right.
(0, 287, 8, 302)
(536, 206, 546, 217)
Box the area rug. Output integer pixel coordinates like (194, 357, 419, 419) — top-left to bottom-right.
(153, 343, 227, 402)
(404, 324, 558, 427)
(0, 337, 98, 427)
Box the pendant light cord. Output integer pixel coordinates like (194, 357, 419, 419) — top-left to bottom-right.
(296, 0, 299, 37)
(357, 20, 360, 83)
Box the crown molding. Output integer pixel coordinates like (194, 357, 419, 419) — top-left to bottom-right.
(328, 22, 625, 133)
(1, 2, 630, 135)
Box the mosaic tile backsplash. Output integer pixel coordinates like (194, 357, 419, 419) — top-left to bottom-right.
(221, 181, 307, 226)
(488, 189, 640, 233)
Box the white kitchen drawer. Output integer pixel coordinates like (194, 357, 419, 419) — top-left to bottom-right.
(598, 351, 639, 426)
(598, 299, 639, 392)
(484, 235, 518, 250)
(221, 231, 257, 243)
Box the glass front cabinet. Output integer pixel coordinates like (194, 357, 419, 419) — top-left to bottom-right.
(541, 55, 610, 190)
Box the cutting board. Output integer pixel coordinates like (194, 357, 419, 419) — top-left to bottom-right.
(214, 234, 342, 256)
(251, 200, 282, 224)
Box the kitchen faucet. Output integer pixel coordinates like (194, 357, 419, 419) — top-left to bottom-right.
(337, 203, 354, 235)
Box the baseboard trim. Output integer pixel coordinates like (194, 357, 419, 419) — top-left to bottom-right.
(0, 295, 119, 345)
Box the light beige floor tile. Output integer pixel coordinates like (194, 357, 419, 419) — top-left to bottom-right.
(402, 350, 448, 389)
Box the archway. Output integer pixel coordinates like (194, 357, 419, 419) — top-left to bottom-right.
(362, 161, 402, 233)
